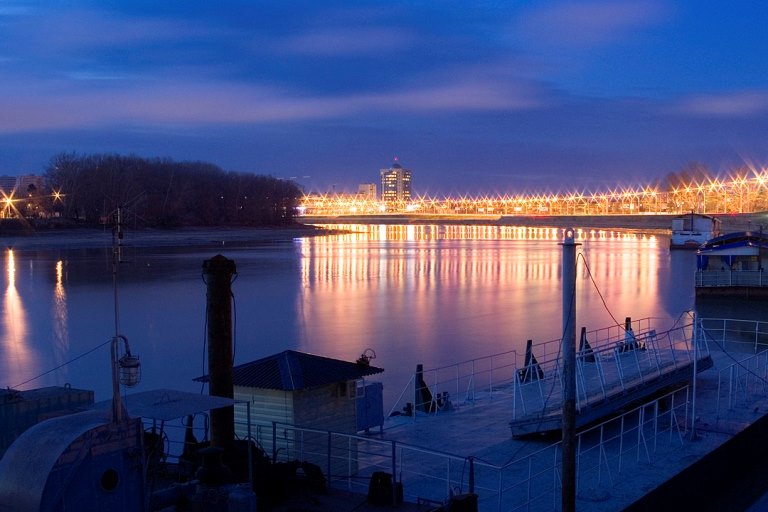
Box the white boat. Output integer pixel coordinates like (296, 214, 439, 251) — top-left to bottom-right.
(670, 212, 720, 249)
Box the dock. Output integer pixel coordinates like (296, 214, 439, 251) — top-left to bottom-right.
(248, 317, 768, 511)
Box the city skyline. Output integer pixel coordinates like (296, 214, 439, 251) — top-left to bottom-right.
(1, 1, 767, 196)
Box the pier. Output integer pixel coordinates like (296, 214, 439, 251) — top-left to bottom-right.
(227, 317, 768, 511)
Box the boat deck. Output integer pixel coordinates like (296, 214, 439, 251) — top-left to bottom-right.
(372, 346, 768, 511)
(351, 347, 767, 511)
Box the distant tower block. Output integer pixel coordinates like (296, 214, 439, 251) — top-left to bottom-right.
(380, 157, 412, 204)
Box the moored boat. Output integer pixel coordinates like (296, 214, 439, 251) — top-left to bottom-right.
(695, 230, 768, 297)
(670, 212, 720, 249)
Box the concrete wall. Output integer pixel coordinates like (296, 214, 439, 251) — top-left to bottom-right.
(624, 410, 768, 511)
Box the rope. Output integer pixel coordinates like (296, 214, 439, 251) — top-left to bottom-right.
(13, 337, 113, 389)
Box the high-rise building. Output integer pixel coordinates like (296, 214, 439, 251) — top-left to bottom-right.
(0, 177, 15, 196)
(16, 175, 45, 196)
(357, 183, 377, 199)
(380, 158, 412, 202)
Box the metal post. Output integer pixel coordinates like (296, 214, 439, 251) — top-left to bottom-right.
(468, 456, 475, 494)
(560, 228, 579, 512)
(391, 441, 398, 506)
(327, 431, 332, 489)
(246, 401, 253, 487)
(203, 255, 237, 449)
(690, 314, 698, 440)
(272, 421, 278, 463)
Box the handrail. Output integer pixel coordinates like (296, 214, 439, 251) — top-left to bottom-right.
(511, 322, 698, 422)
(695, 269, 768, 288)
(387, 317, 669, 419)
(256, 387, 690, 511)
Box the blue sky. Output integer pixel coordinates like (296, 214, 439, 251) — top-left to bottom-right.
(1, 1, 767, 195)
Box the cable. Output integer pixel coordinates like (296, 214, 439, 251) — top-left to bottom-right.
(200, 270, 209, 394)
(698, 322, 768, 386)
(13, 337, 113, 389)
(230, 269, 237, 364)
(502, 245, 580, 466)
(577, 252, 623, 330)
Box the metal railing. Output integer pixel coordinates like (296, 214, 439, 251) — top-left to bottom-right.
(512, 323, 699, 422)
(698, 317, 768, 353)
(696, 269, 768, 287)
(715, 350, 768, 414)
(700, 318, 768, 414)
(388, 317, 666, 419)
(261, 387, 690, 511)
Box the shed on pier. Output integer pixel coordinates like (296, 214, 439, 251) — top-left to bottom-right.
(195, 350, 384, 465)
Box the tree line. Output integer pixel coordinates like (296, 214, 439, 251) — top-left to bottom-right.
(45, 153, 302, 227)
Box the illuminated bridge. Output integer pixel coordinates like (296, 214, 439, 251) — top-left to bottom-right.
(299, 171, 768, 217)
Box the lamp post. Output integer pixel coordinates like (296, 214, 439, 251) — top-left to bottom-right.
(111, 334, 140, 423)
(109, 207, 140, 423)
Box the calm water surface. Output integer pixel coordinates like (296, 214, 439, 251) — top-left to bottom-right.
(0, 225, 696, 407)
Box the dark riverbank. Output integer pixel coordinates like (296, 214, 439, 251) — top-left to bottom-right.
(0, 223, 328, 250)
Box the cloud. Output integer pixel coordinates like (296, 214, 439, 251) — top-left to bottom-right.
(0, 1, 33, 16)
(518, 0, 668, 48)
(279, 27, 418, 56)
(0, 69, 545, 133)
(677, 90, 768, 117)
(5, 7, 221, 54)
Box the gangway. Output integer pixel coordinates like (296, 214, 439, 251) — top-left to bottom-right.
(508, 324, 712, 437)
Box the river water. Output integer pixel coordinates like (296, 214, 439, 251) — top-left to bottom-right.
(0, 224, 697, 407)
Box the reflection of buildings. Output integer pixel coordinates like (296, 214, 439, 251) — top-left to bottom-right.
(380, 158, 412, 203)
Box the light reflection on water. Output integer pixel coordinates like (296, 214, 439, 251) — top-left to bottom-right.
(52, 261, 69, 379)
(1, 250, 34, 386)
(0, 225, 696, 407)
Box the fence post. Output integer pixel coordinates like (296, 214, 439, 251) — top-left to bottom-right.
(272, 421, 277, 462)
(469, 456, 475, 494)
(246, 401, 253, 487)
(327, 431, 332, 489)
(392, 441, 398, 506)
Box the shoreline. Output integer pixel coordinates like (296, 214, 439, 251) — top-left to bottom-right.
(0, 224, 328, 251)
(1, 212, 766, 250)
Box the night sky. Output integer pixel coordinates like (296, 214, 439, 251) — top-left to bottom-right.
(1, 1, 767, 196)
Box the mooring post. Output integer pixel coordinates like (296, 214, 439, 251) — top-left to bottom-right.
(203, 254, 237, 449)
(561, 229, 579, 512)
